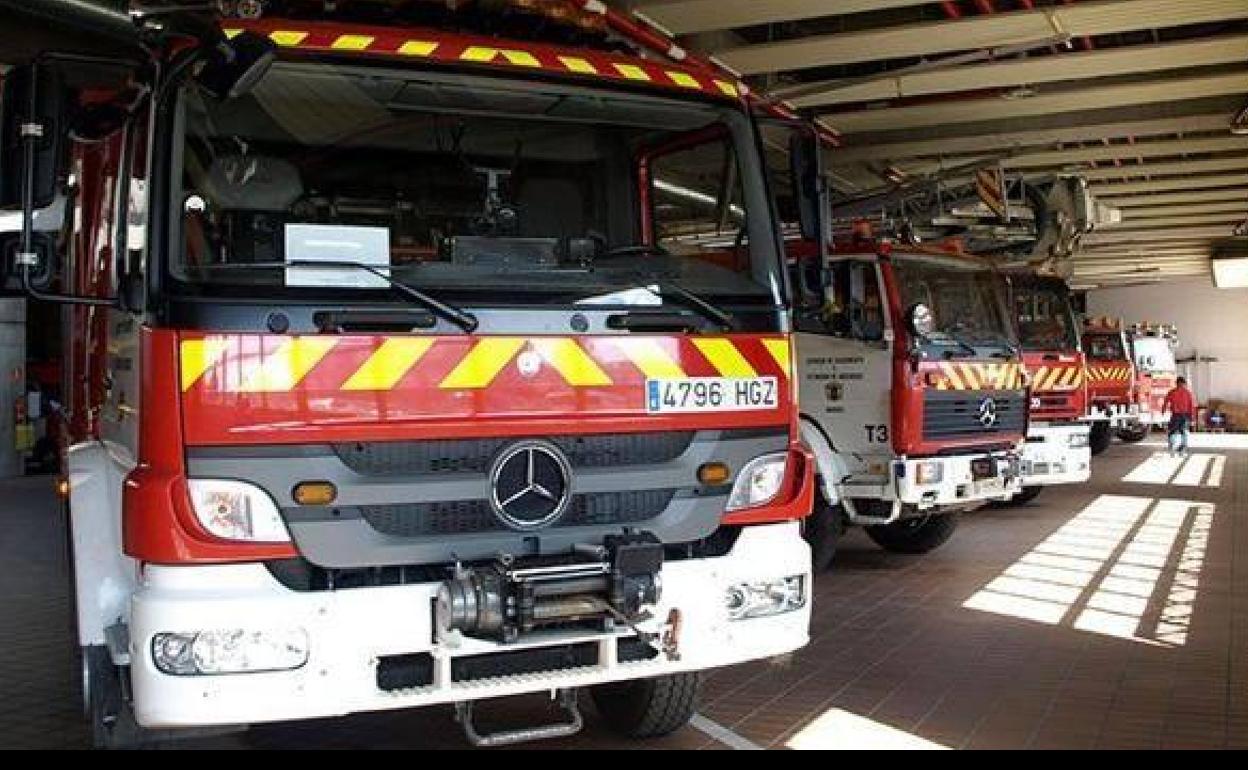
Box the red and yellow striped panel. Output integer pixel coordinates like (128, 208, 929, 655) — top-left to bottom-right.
(178, 333, 792, 445)
(1028, 364, 1085, 392)
(1086, 364, 1133, 383)
(930, 361, 1026, 391)
(223, 19, 745, 102)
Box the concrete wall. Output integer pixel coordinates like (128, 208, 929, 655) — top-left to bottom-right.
(1087, 278, 1248, 406)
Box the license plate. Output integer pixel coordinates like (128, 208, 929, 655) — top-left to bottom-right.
(646, 377, 778, 413)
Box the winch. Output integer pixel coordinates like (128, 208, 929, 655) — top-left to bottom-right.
(435, 532, 664, 643)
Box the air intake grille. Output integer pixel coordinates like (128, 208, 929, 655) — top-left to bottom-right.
(923, 391, 1026, 440)
(333, 432, 695, 476)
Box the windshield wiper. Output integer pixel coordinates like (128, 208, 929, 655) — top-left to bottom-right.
(926, 331, 978, 359)
(190, 260, 478, 332)
(634, 279, 733, 331)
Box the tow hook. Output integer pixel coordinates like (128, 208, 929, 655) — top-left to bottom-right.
(661, 608, 682, 661)
(454, 688, 583, 747)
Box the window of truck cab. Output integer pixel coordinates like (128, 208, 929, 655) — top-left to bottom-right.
(1013, 280, 1078, 352)
(892, 253, 1013, 356)
(164, 60, 784, 320)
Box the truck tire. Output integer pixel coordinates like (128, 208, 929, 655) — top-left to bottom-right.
(865, 512, 959, 554)
(84, 646, 148, 749)
(803, 487, 844, 573)
(1117, 423, 1148, 443)
(1089, 422, 1112, 455)
(591, 672, 701, 738)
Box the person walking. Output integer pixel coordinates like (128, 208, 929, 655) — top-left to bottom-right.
(1163, 376, 1196, 456)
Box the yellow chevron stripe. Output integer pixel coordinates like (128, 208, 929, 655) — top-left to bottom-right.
(332, 34, 374, 50)
(559, 55, 597, 74)
(941, 363, 966, 390)
(398, 40, 438, 56)
(614, 63, 651, 81)
(180, 339, 230, 391)
(439, 338, 525, 389)
(959, 363, 982, 390)
(615, 339, 686, 380)
(269, 31, 308, 47)
(240, 337, 338, 393)
(713, 79, 739, 97)
(341, 338, 435, 391)
(762, 339, 791, 377)
(693, 339, 756, 377)
(532, 339, 612, 387)
(667, 71, 701, 89)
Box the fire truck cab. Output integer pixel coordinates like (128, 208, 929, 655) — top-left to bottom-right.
(0, 4, 816, 748)
(795, 241, 1025, 566)
(1082, 316, 1147, 452)
(1004, 273, 1091, 503)
(1127, 322, 1181, 430)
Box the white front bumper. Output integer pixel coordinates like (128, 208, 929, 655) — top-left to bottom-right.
(129, 522, 811, 728)
(892, 450, 1023, 509)
(1020, 423, 1092, 487)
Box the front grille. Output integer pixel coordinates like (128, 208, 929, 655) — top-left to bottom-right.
(923, 391, 1026, 440)
(333, 432, 696, 476)
(359, 489, 676, 537)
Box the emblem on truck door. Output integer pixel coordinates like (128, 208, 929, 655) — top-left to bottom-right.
(977, 397, 999, 428)
(489, 441, 573, 530)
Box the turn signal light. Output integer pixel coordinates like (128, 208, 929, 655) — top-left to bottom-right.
(292, 481, 337, 506)
(697, 462, 732, 486)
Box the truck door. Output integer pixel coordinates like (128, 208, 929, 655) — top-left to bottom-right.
(795, 259, 894, 480)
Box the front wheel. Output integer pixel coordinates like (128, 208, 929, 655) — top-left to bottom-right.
(803, 486, 845, 573)
(1117, 422, 1148, 443)
(591, 673, 701, 739)
(865, 512, 959, 554)
(1089, 422, 1113, 455)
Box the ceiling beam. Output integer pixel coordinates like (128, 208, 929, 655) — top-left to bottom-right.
(714, 0, 1248, 75)
(1003, 136, 1248, 170)
(825, 113, 1234, 165)
(821, 71, 1248, 132)
(1099, 190, 1248, 207)
(787, 34, 1248, 108)
(1083, 224, 1240, 245)
(1102, 213, 1246, 228)
(1088, 173, 1248, 195)
(632, 0, 940, 36)
(1080, 155, 1248, 181)
(1122, 202, 1248, 219)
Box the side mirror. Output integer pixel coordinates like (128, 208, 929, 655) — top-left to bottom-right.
(195, 31, 278, 101)
(0, 63, 68, 210)
(906, 302, 934, 338)
(789, 130, 821, 243)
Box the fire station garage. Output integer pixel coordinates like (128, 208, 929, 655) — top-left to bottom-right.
(2, 0, 1248, 751)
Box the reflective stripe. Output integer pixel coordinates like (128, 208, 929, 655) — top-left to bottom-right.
(398, 40, 439, 56)
(714, 79, 739, 97)
(615, 338, 686, 379)
(667, 71, 701, 89)
(341, 338, 435, 391)
(332, 35, 374, 50)
(180, 339, 230, 391)
(693, 339, 757, 377)
(532, 338, 613, 387)
(559, 55, 598, 74)
(614, 63, 651, 81)
(438, 338, 526, 389)
(762, 339, 791, 377)
(240, 337, 338, 393)
(461, 46, 540, 67)
(269, 31, 308, 46)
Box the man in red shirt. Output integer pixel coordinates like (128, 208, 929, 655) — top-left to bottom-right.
(1163, 376, 1196, 456)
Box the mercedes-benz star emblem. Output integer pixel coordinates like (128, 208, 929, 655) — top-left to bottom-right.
(488, 441, 573, 531)
(977, 396, 999, 428)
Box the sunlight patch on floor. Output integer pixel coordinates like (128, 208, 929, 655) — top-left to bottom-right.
(963, 494, 1214, 647)
(1122, 452, 1226, 487)
(785, 708, 949, 750)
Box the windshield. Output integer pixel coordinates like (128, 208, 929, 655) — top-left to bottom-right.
(892, 254, 1011, 352)
(169, 61, 782, 311)
(1013, 281, 1077, 351)
(1133, 337, 1176, 373)
(1085, 332, 1125, 360)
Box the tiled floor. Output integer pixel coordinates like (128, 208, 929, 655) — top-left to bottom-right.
(2, 437, 1244, 749)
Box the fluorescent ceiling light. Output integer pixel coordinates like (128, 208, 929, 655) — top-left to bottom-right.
(1212, 257, 1248, 287)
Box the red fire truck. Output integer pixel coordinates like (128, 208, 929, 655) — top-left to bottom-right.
(793, 237, 1026, 567)
(0, 2, 816, 748)
(1082, 316, 1147, 452)
(1003, 273, 1091, 504)
(1127, 322, 1181, 431)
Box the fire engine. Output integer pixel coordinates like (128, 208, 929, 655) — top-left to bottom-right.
(1001, 272, 1091, 504)
(0, 1, 817, 748)
(1127, 322, 1181, 431)
(792, 234, 1026, 567)
(1081, 316, 1147, 453)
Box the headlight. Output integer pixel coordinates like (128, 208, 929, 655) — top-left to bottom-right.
(916, 460, 943, 485)
(1068, 432, 1090, 448)
(152, 628, 309, 675)
(187, 478, 290, 542)
(725, 576, 806, 621)
(725, 452, 787, 511)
